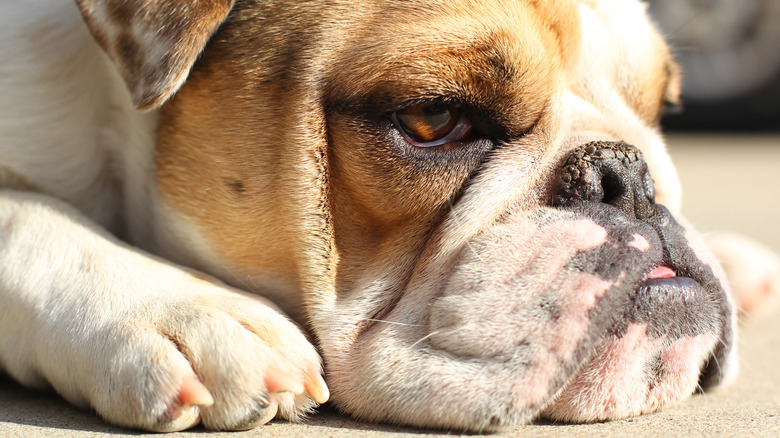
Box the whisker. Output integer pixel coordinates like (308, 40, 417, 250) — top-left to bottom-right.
(204, 184, 229, 192)
(365, 318, 423, 327)
(411, 331, 439, 348)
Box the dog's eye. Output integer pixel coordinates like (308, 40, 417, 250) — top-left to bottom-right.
(391, 102, 473, 147)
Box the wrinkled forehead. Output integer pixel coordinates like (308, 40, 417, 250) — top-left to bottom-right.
(323, 0, 581, 120)
(326, 0, 582, 64)
(322, 0, 675, 122)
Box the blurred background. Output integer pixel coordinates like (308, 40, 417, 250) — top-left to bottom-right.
(647, 0, 780, 131)
(640, 0, 780, 255)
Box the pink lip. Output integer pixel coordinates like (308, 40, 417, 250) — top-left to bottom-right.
(648, 265, 676, 279)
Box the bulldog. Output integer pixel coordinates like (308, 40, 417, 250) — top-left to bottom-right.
(0, 0, 777, 433)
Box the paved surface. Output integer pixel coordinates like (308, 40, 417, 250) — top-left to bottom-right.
(1, 134, 779, 437)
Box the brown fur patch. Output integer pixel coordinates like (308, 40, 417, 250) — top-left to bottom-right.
(105, 0, 136, 25)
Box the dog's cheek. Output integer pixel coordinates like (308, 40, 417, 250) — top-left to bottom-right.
(427, 213, 617, 360)
(426, 211, 642, 360)
(320, 210, 657, 429)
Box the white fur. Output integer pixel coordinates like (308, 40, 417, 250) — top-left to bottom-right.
(0, 0, 322, 432)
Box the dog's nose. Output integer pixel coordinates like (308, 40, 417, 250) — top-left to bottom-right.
(551, 141, 656, 219)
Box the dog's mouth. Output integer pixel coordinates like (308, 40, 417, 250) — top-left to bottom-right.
(536, 201, 734, 422)
(647, 265, 676, 279)
(634, 266, 714, 339)
(461, 200, 735, 424)
(635, 275, 709, 335)
(631, 266, 719, 347)
(560, 199, 734, 387)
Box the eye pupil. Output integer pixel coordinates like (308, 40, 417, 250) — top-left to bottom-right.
(395, 102, 461, 143)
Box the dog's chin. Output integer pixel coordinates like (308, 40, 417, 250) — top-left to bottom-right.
(540, 274, 721, 423)
(326, 203, 735, 431)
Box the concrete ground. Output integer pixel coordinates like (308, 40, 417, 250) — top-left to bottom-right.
(1, 134, 779, 437)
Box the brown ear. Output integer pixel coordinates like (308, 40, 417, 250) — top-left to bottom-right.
(76, 0, 235, 110)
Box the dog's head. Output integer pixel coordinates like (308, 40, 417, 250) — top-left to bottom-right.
(78, 0, 735, 430)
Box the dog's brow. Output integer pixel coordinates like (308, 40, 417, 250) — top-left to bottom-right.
(323, 42, 551, 141)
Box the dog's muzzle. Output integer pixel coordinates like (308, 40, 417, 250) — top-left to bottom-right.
(327, 141, 735, 431)
(550, 141, 734, 390)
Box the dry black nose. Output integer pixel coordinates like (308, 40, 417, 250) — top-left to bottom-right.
(552, 141, 656, 219)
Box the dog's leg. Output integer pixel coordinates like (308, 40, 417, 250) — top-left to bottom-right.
(705, 232, 780, 315)
(0, 190, 327, 432)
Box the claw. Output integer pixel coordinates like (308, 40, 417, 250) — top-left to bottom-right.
(264, 369, 305, 395)
(178, 375, 214, 407)
(304, 369, 329, 404)
(155, 376, 210, 432)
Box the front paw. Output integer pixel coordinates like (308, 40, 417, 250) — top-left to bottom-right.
(80, 285, 327, 432)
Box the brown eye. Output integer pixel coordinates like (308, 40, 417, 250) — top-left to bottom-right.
(392, 102, 472, 147)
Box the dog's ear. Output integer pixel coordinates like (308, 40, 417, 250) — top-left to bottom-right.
(75, 0, 235, 110)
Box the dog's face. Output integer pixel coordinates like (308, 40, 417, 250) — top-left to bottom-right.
(79, 0, 735, 430)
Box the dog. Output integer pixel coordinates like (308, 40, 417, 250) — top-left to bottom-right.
(1, 0, 778, 433)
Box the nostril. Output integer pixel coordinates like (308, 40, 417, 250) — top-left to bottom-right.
(600, 173, 624, 206)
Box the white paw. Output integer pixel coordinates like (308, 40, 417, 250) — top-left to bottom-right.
(706, 232, 780, 315)
(0, 192, 327, 432)
(74, 281, 327, 432)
